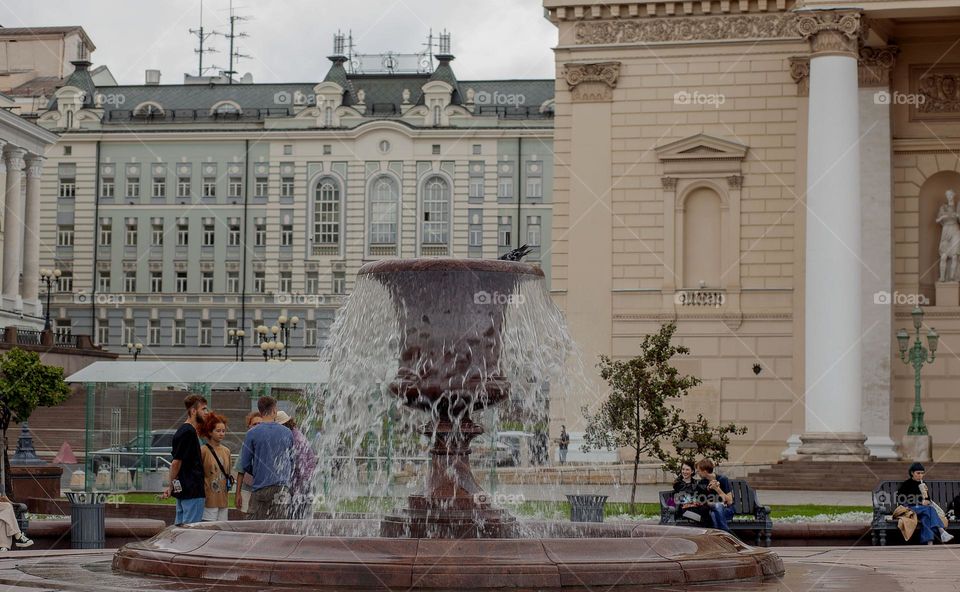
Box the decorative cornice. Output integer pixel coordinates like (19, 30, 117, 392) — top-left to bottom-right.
(562, 62, 621, 102)
(573, 13, 800, 45)
(795, 10, 865, 57)
(858, 46, 897, 88)
(547, 2, 796, 23)
(789, 56, 810, 97)
(613, 312, 792, 321)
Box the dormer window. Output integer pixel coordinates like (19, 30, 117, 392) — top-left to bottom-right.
(211, 101, 242, 117)
(132, 102, 164, 118)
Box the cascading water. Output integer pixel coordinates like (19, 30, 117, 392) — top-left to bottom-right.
(301, 258, 576, 537)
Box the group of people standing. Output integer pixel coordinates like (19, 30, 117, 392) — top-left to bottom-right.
(161, 394, 317, 525)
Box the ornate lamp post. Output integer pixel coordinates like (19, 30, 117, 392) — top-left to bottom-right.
(127, 342, 143, 361)
(256, 316, 298, 361)
(40, 268, 61, 331)
(897, 306, 939, 436)
(228, 328, 246, 361)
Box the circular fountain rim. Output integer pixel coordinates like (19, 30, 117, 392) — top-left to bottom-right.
(358, 257, 545, 277)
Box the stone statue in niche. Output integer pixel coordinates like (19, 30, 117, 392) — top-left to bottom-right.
(937, 189, 960, 281)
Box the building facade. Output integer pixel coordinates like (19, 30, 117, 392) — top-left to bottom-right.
(35, 46, 554, 360)
(545, 0, 960, 462)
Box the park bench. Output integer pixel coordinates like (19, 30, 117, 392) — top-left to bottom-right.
(872, 480, 960, 545)
(659, 479, 772, 546)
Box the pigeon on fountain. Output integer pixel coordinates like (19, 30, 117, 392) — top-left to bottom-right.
(498, 244, 533, 261)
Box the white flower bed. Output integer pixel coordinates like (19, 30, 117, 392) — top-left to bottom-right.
(771, 511, 872, 524)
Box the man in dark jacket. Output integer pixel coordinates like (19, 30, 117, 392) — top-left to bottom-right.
(897, 462, 953, 544)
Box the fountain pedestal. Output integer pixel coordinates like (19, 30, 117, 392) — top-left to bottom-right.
(380, 418, 518, 538)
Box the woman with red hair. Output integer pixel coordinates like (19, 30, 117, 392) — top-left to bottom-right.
(198, 413, 232, 521)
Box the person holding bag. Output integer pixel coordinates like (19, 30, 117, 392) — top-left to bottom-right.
(199, 413, 233, 522)
(896, 462, 953, 544)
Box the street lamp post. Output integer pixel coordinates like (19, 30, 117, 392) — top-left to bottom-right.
(228, 329, 246, 361)
(256, 316, 299, 361)
(40, 268, 61, 331)
(897, 306, 939, 436)
(127, 342, 143, 361)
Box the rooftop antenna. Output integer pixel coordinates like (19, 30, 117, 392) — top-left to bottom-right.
(217, 0, 252, 84)
(189, 0, 220, 76)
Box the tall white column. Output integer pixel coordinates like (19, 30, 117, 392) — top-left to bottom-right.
(796, 11, 870, 459)
(21, 155, 43, 315)
(2, 147, 26, 309)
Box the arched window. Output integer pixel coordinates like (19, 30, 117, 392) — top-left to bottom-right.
(211, 101, 242, 117)
(369, 175, 399, 246)
(313, 177, 341, 246)
(133, 102, 164, 118)
(682, 187, 722, 289)
(324, 106, 334, 127)
(421, 176, 450, 245)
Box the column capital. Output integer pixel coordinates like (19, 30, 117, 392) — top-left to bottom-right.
(859, 46, 898, 87)
(796, 10, 866, 58)
(24, 154, 44, 178)
(3, 146, 27, 172)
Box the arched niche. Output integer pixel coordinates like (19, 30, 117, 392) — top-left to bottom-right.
(682, 186, 723, 289)
(919, 170, 960, 303)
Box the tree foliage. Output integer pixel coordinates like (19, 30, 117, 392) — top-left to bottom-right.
(580, 323, 746, 512)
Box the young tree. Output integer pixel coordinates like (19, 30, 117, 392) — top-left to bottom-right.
(580, 323, 744, 514)
(0, 348, 71, 497)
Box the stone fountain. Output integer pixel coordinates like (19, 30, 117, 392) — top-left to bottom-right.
(113, 258, 784, 589)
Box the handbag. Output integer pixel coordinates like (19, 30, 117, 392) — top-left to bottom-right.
(206, 443, 235, 491)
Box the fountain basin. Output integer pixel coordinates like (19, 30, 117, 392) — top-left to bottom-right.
(113, 520, 784, 589)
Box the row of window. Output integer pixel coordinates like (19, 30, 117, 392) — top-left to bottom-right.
(84, 176, 293, 200)
(56, 271, 346, 295)
(95, 318, 322, 348)
(70, 221, 292, 248)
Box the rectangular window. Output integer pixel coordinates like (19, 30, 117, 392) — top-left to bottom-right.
(177, 178, 191, 198)
(174, 320, 185, 346)
(148, 320, 161, 345)
(255, 223, 267, 246)
(126, 177, 140, 198)
(498, 177, 513, 198)
(202, 271, 214, 293)
(332, 271, 346, 295)
(124, 271, 136, 292)
(280, 271, 292, 293)
(99, 222, 112, 246)
(152, 177, 166, 198)
(123, 321, 135, 345)
(255, 177, 268, 198)
(283, 144, 293, 155)
(59, 179, 76, 198)
(175, 272, 187, 293)
(203, 223, 215, 246)
(254, 271, 265, 293)
(526, 215, 542, 247)
(151, 223, 163, 246)
(150, 272, 162, 293)
(228, 223, 241, 246)
(469, 227, 482, 247)
(177, 223, 189, 246)
(101, 179, 115, 198)
(97, 320, 109, 346)
(202, 177, 216, 197)
(58, 271, 73, 292)
(527, 176, 543, 199)
(323, 144, 332, 155)
(227, 271, 240, 293)
(305, 272, 319, 294)
(98, 272, 110, 293)
(432, 144, 441, 155)
(469, 178, 484, 199)
(125, 222, 138, 246)
(199, 321, 212, 346)
(472, 144, 482, 155)
(498, 216, 512, 247)
(280, 177, 295, 198)
(281, 223, 293, 246)
(228, 178, 242, 198)
(57, 225, 74, 247)
(305, 320, 317, 347)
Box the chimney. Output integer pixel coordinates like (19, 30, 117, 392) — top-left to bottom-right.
(145, 70, 161, 85)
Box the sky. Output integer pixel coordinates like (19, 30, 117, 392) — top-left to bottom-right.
(0, 0, 558, 84)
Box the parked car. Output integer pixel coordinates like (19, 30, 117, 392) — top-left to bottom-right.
(91, 429, 175, 472)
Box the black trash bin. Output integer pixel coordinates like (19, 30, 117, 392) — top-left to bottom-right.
(566, 494, 608, 523)
(66, 491, 108, 549)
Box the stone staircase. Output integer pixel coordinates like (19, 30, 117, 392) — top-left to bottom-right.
(745, 460, 960, 491)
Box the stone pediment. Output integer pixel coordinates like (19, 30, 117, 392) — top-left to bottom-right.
(655, 134, 748, 177)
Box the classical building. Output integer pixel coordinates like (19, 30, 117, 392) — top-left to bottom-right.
(35, 38, 554, 360)
(545, 0, 960, 462)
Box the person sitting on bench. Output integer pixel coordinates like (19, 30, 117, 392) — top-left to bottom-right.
(897, 462, 953, 545)
(672, 460, 713, 527)
(0, 496, 31, 551)
(697, 459, 734, 532)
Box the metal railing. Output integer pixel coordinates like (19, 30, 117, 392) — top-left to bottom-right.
(15, 329, 42, 346)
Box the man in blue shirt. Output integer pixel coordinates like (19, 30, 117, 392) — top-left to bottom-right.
(238, 396, 293, 520)
(697, 458, 734, 532)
